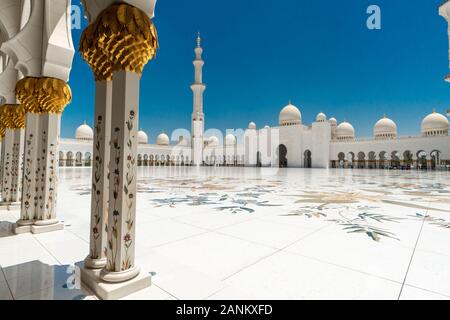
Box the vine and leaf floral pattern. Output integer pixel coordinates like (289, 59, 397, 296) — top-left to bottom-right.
(3, 152, 10, 201)
(22, 133, 34, 220)
(107, 110, 136, 273)
(46, 141, 57, 220)
(91, 115, 104, 260)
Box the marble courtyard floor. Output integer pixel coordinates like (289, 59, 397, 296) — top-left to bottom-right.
(1, 167, 450, 300)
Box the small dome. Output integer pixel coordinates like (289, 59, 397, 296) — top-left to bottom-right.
(225, 134, 236, 146)
(264, 125, 270, 129)
(248, 122, 257, 130)
(421, 110, 449, 136)
(329, 117, 337, 126)
(279, 102, 301, 126)
(75, 122, 93, 141)
(138, 130, 148, 144)
(208, 136, 219, 147)
(374, 116, 397, 139)
(156, 133, 170, 146)
(335, 121, 355, 140)
(316, 112, 327, 122)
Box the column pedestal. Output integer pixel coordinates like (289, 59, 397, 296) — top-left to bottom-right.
(78, 262, 151, 300)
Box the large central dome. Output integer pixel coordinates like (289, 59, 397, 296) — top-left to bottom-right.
(279, 102, 301, 126)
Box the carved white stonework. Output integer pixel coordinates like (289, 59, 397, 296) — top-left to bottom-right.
(81, 0, 156, 23)
(1, 0, 74, 81)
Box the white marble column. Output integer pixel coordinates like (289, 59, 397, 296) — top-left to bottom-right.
(101, 71, 141, 283)
(85, 80, 112, 269)
(32, 113, 63, 233)
(16, 113, 40, 231)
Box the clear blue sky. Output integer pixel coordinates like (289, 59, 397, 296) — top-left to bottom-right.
(64, 0, 450, 142)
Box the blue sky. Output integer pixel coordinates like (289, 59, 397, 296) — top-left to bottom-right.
(64, 0, 450, 141)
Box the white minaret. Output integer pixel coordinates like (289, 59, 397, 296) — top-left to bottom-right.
(191, 32, 206, 165)
(439, 1, 450, 82)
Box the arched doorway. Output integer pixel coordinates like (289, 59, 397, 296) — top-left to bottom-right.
(417, 150, 427, 170)
(66, 151, 74, 167)
(379, 151, 387, 169)
(403, 151, 413, 169)
(75, 152, 83, 167)
(368, 152, 376, 169)
(338, 152, 345, 168)
(84, 152, 92, 167)
(59, 151, 65, 167)
(304, 150, 312, 168)
(347, 152, 355, 168)
(357, 152, 366, 169)
(391, 151, 400, 169)
(430, 150, 441, 170)
(277, 145, 288, 168)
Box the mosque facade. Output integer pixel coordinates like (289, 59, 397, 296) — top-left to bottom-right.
(60, 35, 450, 171)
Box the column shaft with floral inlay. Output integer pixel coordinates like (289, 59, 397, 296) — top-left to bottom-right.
(86, 80, 113, 269)
(18, 113, 40, 226)
(0, 105, 25, 204)
(34, 78, 71, 230)
(79, 3, 158, 283)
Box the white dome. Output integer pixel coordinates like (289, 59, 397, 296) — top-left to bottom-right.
(225, 134, 236, 146)
(421, 111, 449, 136)
(335, 121, 355, 140)
(329, 117, 337, 126)
(75, 122, 93, 140)
(264, 125, 270, 129)
(374, 116, 397, 139)
(279, 102, 301, 126)
(316, 112, 327, 122)
(138, 130, 148, 144)
(156, 133, 170, 146)
(248, 122, 257, 130)
(208, 136, 220, 147)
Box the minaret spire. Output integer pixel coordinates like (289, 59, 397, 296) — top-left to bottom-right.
(197, 31, 201, 48)
(191, 32, 206, 166)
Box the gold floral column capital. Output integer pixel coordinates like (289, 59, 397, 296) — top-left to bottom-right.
(79, 3, 159, 79)
(0, 104, 25, 129)
(16, 77, 72, 114)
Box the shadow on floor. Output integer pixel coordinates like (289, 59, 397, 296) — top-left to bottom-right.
(1, 260, 95, 300)
(0, 221, 15, 238)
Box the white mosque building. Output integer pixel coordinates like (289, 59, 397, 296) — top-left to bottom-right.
(59, 36, 450, 171)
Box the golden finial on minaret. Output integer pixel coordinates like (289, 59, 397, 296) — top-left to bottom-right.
(197, 31, 201, 48)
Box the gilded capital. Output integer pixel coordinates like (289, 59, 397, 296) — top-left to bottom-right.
(16, 77, 72, 114)
(79, 3, 159, 79)
(0, 104, 25, 129)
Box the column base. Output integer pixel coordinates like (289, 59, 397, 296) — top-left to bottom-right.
(78, 262, 151, 300)
(31, 221, 64, 234)
(84, 256, 107, 270)
(0, 202, 21, 211)
(14, 220, 35, 234)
